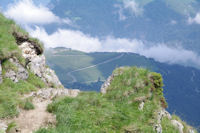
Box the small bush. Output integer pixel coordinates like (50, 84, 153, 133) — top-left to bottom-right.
(150, 72, 163, 89)
(23, 99, 34, 110)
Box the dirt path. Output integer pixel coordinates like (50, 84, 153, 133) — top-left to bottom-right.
(10, 88, 80, 133)
(14, 98, 55, 133)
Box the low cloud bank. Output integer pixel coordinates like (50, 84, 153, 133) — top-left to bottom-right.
(29, 27, 200, 68)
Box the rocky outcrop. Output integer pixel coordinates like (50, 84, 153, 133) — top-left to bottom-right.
(154, 109, 196, 133)
(171, 120, 184, 133)
(154, 124, 162, 133)
(157, 109, 172, 124)
(18, 41, 62, 87)
(154, 109, 171, 133)
(12, 31, 43, 55)
(31, 88, 80, 100)
(101, 67, 125, 94)
(101, 75, 114, 94)
(5, 58, 28, 82)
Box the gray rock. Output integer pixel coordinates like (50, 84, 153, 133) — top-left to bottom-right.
(154, 109, 172, 133)
(5, 70, 18, 82)
(138, 102, 144, 111)
(101, 75, 114, 94)
(189, 129, 195, 133)
(43, 67, 63, 87)
(157, 109, 172, 123)
(154, 124, 162, 133)
(5, 58, 28, 82)
(171, 120, 184, 133)
(30, 88, 80, 100)
(19, 42, 63, 87)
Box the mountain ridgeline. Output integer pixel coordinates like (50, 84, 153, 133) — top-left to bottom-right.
(0, 13, 197, 132)
(45, 47, 200, 130)
(37, 67, 196, 133)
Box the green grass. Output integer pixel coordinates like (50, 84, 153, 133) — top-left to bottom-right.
(27, 72, 46, 89)
(0, 71, 46, 118)
(36, 67, 196, 133)
(1, 59, 18, 73)
(0, 13, 43, 62)
(23, 98, 35, 110)
(0, 13, 23, 61)
(6, 122, 17, 133)
(161, 117, 179, 133)
(35, 67, 170, 133)
(0, 13, 47, 118)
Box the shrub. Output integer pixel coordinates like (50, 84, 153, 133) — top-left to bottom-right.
(23, 99, 34, 110)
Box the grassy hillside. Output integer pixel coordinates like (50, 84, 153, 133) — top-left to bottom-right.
(45, 48, 200, 129)
(36, 67, 196, 133)
(0, 13, 46, 118)
(0, 14, 43, 62)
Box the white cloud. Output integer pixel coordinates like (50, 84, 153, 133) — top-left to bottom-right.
(28, 27, 200, 68)
(29, 27, 102, 52)
(140, 45, 200, 67)
(4, 0, 71, 25)
(122, 0, 143, 16)
(115, 0, 143, 21)
(188, 13, 200, 24)
(114, 4, 127, 21)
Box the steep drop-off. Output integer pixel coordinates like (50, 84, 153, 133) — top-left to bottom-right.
(36, 67, 197, 133)
(0, 13, 197, 133)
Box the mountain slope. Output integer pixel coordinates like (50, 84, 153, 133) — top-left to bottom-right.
(0, 13, 79, 133)
(45, 47, 200, 129)
(0, 13, 197, 133)
(36, 67, 196, 133)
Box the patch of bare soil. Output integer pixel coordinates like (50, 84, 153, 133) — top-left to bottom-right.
(13, 98, 56, 133)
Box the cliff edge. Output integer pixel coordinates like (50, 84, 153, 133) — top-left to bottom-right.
(0, 13, 197, 133)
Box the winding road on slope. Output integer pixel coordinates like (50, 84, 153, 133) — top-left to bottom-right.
(67, 53, 124, 83)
